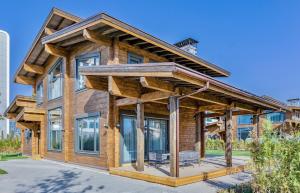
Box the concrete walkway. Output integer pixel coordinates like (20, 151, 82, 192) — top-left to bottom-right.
(0, 158, 251, 193)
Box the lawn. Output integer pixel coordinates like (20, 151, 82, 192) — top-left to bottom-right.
(0, 153, 28, 161)
(0, 168, 7, 175)
(206, 149, 251, 157)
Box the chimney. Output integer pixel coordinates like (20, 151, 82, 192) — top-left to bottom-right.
(174, 38, 198, 55)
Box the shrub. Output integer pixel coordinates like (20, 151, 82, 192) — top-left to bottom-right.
(250, 119, 300, 193)
(206, 138, 251, 151)
(0, 136, 21, 154)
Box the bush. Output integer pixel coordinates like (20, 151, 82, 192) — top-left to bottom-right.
(206, 138, 251, 151)
(249, 120, 300, 193)
(0, 136, 21, 154)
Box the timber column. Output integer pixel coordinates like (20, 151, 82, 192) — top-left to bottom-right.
(253, 114, 259, 139)
(225, 108, 233, 167)
(136, 102, 145, 171)
(169, 96, 179, 177)
(195, 112, 205, 158)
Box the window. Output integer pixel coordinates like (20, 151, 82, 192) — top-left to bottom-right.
(76, 116, 100, 153)
(266, 112, 285, 123)
(48, 108, 63, 151)
(48, 60, 63, 100)
(36, 82, 43, 104)
(237, 127, 253, 141)
(76, 53, 100, 90)
(128, 52, 143, 64)
(238, 115, 253, 125)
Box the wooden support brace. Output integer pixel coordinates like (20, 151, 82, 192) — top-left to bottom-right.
(16, 75, 35, 85)
(85, 75, 108, 90)
(140, 77, 175, 93)
(108, 76, 140, 98)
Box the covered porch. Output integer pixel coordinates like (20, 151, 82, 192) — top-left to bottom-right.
(4, 95, 45, 159)
(79, 62, 287, 185)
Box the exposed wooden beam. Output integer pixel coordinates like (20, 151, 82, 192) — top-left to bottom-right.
(16, 75, 35, 85)
(198, 104, 226, 112)
(44, 43, 68, 57)
(23, 63, 44, 75)
(44, 27, 56, 35)
(16, 122, 36, 130)
(85, 75, 108, 91)
(82, 29, 111, 45)
(140, 77, 175, 93)
(102, 28, 118, 35)
(169, 96, 179, 177)
(141, 91, 171, 102)
(109, 76, 141, 98)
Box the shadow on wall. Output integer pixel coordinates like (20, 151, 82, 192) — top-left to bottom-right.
(16, 170, 105, 193)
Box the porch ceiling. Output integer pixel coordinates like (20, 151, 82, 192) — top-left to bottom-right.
(79, 62, 289, 113)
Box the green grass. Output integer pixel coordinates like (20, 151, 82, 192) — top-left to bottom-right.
(0, 153, 28, 161)
(206, 149, 251, 157)
(0, 169, 7, 175)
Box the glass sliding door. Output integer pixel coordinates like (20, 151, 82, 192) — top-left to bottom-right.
(120, 115, 169, 164)
(121, 115, 137, 163)
(147, 118, 168, 154)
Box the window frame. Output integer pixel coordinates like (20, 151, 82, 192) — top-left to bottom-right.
(75, 52, 101, 91)
(47, 59, 63, 100)
(75, 113, 100, 155)
(47, 107, 63, 151)
(128, 52, 144, 64)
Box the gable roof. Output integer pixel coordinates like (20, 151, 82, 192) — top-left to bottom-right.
(41, 12, 230, 77)
(14, 8, 82, 83)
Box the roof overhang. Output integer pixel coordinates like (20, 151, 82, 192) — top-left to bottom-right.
(14, 8, 82, 85)
(79, 62, 288, 113)
(41, 13, 230, 77)
(4, 95, 45, 123)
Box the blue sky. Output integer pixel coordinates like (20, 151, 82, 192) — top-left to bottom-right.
(0, 0, 299, 102)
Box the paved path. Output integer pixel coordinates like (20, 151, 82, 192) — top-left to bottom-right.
(0, 159, 251, 193)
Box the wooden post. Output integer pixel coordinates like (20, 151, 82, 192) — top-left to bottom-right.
(225, 109, 233, 167)
(169, 96, 179, 177)
(63, 57, 72, 162)
(136, 102, 145, 171)
(195, 112, 205, 158)
(253, 115, 259, 138)
(40, 120, 45, 158)
(200, 112, 205, 158)
(20, 129, 25, 154)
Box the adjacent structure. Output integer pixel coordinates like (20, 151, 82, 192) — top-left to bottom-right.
(5, 8, 289, 186)
(0, 30, 10, 138)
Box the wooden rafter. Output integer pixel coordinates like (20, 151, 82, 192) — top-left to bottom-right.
(44, 43, 68, 57)
(82, 29, 110, 45)
(109, 76, 141, 98)
(16, 75, 35, 85)
(23, 63, 44, 75)
(85, 75, 108, 90)
(140, 77, 175, 93)
(44, 27, 56, 35)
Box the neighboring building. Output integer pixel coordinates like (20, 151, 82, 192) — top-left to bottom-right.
(9, 121, 20, 138)
(0, 30, 10, 139)
(4, 8, 287, 183)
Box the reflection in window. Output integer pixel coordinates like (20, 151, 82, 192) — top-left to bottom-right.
(238, 115, 253, 125)
(128, 52, 143, 64)
(76, 53, 100, 90)
(237, 127, 253, 141)
(36, 82, 43, 104)
(48, 108, 63, 150)
(48, 60, 62, 100)
(25, 129, 32, 144)
(76, 116, 100, 153)
(266, 112, 285, 123)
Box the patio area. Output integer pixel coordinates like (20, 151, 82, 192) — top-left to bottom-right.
(110, 155, 250, 187)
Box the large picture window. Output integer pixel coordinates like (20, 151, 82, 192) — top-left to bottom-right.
(76, 53, 100, 90)
(48, 60, 63, 100)
(128, 52, 143, 64)
(266, 112, 285, 123)
(48, 108, 63, 151)
(76, 115, 100, 153)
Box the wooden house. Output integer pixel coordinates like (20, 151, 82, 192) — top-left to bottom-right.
(5, 8, 288, 186)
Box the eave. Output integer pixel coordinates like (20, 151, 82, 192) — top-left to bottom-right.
(41, 13, 230, 77)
